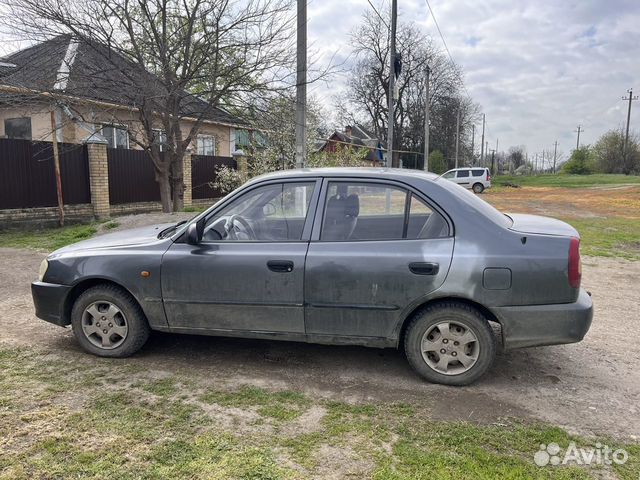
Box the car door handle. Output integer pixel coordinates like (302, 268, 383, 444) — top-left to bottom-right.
(409, 262, 439, 276)
(267, 260, 294, 273)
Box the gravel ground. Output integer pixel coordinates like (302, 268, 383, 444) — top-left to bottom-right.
(1, 214, 639, 441)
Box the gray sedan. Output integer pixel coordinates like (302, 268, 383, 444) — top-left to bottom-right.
(32, 168, 593, 385)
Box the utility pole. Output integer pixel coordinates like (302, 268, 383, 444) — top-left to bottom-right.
(553, 140, 558, 173)
(470, 124, 475, 166)
(480, 113, 485, 165)
(575, 125, 582, 150)
(423, 65, 430, 171)
(485, 141, 489, 167)
(622, 88, 638, 174)
(534, 153, 538, 174)
(386, 0, 398, 168)
(294, 0, 307, 168)
(494, 138, 498, 175)
(454, 107, 460, 168)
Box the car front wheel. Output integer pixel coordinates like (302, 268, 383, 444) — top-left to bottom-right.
(404, 302, 496, 385)
(472, 183, 485, 194)
(71, 284, 150, 357)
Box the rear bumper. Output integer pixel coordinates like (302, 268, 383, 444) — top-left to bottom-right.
(31, 281, 72, 327)
(493, 289, 593, 350)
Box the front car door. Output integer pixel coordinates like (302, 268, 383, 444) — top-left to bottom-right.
(161, 179, 320, 335)
(304, 179, 454, 345)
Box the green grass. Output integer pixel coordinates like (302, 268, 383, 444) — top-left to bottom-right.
(564, 217, 640, 260)
(0, 223, 97, 251)
(0, 346, 637, 479)
(495, 173, 640, 188)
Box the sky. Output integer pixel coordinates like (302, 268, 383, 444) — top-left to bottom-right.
(307, 0, 640, 160)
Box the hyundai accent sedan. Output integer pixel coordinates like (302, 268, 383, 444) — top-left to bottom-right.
(32, 168, 593, 385)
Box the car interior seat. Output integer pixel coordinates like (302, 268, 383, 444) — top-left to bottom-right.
(322, 186, 360, 240)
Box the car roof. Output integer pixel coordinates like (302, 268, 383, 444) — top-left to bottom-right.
(447, 167, 487, 171)
(251, 167, 441, 183)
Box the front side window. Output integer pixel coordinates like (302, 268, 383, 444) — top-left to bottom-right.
(4, 117, 32, 139)
(442, 171, 455, 179)
(456, 170, 471, 178)
(197, 135, 216, 156)
(101, 125, 129, 149)
(203, 182, 315, 242)
(320, 182, 449, 241)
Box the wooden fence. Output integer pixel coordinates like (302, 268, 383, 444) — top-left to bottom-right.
(0, 138, 90, 209)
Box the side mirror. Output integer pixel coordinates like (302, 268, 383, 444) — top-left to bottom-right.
(186, 223, 202, 245)
(263, 203, 277, 217)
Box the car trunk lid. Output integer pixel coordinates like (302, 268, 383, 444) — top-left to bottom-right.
(506, 213, 579, 237)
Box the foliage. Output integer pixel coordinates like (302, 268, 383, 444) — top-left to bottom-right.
(562, 147, 594, 174)
(0, 223, 97, 251)
(592, 129, 640, 175)
(427, 150, 446, 174)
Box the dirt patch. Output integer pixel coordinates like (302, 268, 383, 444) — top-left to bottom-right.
(2, 247, 639, 441)
(485, 185, 640, 219)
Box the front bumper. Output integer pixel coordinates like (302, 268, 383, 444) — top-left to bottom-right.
(493, 288, 593, 350)
(31, 281, 72, 327)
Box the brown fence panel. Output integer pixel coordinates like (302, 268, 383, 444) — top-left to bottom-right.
(107, 148, 161, 204)
(191, 155, 236, 199)
(0, 138, 90, 209)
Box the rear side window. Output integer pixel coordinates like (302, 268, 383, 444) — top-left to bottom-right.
(456, 170, 470, 178)
(471, 169, 485, 177)
(320, 181, 449, 241)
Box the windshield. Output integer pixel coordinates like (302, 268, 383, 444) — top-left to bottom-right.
(439, 179, 513, 228)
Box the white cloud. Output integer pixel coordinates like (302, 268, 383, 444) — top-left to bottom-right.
(308, 0, 640, 157)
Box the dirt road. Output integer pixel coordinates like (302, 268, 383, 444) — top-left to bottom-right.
(1, 246, 638, 441)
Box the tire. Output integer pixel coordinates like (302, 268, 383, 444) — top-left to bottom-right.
(71, 284, 150, 358)
(472, 183, 484, 194)
(404, 302, 496, 386)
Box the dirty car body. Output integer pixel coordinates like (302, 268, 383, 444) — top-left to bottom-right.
(32, 168, 593, 385)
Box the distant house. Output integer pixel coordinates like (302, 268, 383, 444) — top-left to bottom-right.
(319, 125, 385, 165)
(0, 35, 245, 157)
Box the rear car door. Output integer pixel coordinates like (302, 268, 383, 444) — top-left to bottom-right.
(455, 169, 471, 187)
(304, 179, 454, 342)
(162, 179, 320, 334)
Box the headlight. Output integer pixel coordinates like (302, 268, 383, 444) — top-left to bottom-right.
(38, 259, 49, 282)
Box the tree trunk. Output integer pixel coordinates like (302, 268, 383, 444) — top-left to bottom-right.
(158, 172, 172, 213)
(171, 157, 184, 212)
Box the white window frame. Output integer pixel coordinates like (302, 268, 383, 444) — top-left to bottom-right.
(152, 129, 167, 152)
(100, 123, 130, 149)
(197, 134, 216, 156)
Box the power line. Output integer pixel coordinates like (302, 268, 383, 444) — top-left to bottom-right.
(366, 0, 389, 29)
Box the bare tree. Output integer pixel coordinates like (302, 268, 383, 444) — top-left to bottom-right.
(3, 0, 296, 212)
(339, 7, 479, 169)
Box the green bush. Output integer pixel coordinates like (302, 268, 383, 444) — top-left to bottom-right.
(562, 147, 593, 174)
(428, 150, 446, 174)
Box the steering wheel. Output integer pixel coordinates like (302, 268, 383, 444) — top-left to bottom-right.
(224, 214, 257, 240)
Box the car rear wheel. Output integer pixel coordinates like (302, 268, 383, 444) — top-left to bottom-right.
(472, 183, 484, 194)
(404, 302, 496, 385)
(71, 284, 150, 358)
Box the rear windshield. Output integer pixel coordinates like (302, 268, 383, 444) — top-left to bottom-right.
(438, 179, 512, 228)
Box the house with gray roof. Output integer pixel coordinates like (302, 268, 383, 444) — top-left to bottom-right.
(0, 35, 245, 157)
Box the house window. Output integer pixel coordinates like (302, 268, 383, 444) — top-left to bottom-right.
(152, 129, 167, 152)
(4, 117, 32, 140)
(197, 135, 216, 156)
(101, 124, 129, 149)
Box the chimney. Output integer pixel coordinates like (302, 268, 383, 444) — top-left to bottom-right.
(344, 125, 352, 137)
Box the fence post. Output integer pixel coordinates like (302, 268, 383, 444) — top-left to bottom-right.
(233, 150, 248, 177)
(85, 138, 111, 219)
(183, 150, 193, 207)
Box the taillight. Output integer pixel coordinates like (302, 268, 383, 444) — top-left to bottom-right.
(568, 237, 581, 288)
(486, 170, 491, 181)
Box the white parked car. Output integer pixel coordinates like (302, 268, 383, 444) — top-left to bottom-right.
(441, 167, 491, 193)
